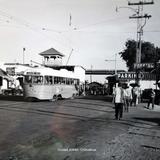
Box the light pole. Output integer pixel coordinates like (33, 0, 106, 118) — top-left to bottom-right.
(23, 48, 25, 64)
(90, 65, 93, 83)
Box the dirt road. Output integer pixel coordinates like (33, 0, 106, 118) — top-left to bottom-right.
(0, 97, 159, 160)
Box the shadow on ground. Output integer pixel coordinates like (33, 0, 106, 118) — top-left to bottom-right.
(78, 95, 113, 102)
(0, 95, 24, 101)
(133, 117, 160, 126)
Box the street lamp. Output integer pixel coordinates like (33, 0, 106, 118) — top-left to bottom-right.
(116, 6, 139, 14)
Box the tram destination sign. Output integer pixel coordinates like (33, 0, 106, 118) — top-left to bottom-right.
(118, 72, 144, 80)
(26, 72, 41, 75)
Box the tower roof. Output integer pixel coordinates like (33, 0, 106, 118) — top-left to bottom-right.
(39, 48, 65, 57)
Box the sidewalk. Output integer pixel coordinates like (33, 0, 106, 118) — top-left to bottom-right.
(141, 103, 160, 112)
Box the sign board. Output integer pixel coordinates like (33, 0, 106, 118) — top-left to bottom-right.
(118, 72, 144, 80)
(142, 72, 157, 80)
(26, 72, 41, 75)
(134, 63, 154, 69)
(118, 72, 159, 80)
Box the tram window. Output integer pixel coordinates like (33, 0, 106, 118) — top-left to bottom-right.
(32, 76, 43, 84)
(62, 77, 66, 84)
(44, 76, 49, 84)
(59, 77, 62, 84)
(54, 77, 57, 84)
(71, 79, 74, 85)
(77, 79, 80, 85)
(25, 76, 32, 83)
(66, 78, 69, 85)
(69, 78, 73, 85)
(0, 76, 2, 86)
(44, 76, 53, 85)
(54, 77, 62, 84)
(49, 76, 53, 84)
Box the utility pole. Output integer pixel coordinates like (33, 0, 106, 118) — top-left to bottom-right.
(128, 0, 154, 84)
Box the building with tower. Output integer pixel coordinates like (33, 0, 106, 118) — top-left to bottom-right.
(39, 48, 65, 67)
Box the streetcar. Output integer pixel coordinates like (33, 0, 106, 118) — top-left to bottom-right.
(23, 66, 85, 100)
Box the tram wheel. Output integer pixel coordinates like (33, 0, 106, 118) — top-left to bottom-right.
(58, 94, 62, 100)
(52, 95, 58, 101)
(71, 93, 76, 99)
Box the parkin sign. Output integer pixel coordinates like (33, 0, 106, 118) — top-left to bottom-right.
(118, 72, 144, 80)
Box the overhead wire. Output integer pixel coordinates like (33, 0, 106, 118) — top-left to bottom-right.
(0, 8, 74, 53)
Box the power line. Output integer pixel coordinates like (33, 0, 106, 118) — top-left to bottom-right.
(73, 16, 127, 30)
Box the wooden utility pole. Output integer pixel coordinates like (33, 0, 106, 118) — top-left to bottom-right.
(128, 0, 154, 83)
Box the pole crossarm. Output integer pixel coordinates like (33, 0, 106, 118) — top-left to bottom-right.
(129, 14, 151, 19)
(128, 1, 154, 5)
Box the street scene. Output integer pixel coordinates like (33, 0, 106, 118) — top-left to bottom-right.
(0, 97, 160, 160)
(0, 0, 160, 159)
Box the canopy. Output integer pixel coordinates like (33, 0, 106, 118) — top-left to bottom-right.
(0, 68, 14, 81)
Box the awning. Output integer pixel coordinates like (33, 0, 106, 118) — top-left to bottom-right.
(0, 68, 14, 81)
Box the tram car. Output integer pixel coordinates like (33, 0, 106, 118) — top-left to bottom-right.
(23, 66, 85, 100)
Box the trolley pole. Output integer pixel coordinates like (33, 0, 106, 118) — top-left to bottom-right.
(128, 0, 154, 84)
(90, 65, 93, 83)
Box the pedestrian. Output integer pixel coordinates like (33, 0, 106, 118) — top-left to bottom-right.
(124, 85, 132, 112)
(147, 88, 155, 110)
(137, 85, 142, 104)
(112, 84, 116, 104)
(131, 85, 139, 107)
(114, 82, 124, 120)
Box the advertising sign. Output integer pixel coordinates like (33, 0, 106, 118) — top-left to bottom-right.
(134, 63, 154, 69)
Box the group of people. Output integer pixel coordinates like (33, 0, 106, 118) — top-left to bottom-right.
(112, 82, 155, 120)
(113, 83, 139, 118)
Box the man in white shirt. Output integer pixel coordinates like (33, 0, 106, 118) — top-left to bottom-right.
(114, 83, 124, 120)
(124, 85, 132, 112)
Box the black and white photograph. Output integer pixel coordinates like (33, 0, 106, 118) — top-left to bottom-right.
(0, 0, 160, 159)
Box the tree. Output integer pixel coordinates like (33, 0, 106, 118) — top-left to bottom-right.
(119, 39, 160, 71)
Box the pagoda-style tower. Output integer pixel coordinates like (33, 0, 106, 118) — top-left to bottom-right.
(39, 48, 65, 66)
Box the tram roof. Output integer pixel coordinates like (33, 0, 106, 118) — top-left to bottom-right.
(48, 65, 86, 71)
(24, 67, 77, 78)
(39, 48, 65, 57)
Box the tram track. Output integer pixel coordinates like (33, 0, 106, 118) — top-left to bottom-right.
(0, 103, 159, 131)
(0, 106, 87, 121)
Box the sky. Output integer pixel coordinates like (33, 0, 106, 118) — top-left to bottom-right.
(0, 0, 159, 82)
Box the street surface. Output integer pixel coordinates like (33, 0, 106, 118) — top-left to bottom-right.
(0, 96, 160, 160)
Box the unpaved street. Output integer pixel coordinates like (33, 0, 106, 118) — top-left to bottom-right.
(0, 97, 160, 160)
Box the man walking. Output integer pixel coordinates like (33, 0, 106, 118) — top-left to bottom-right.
(147, 88, 155, 110)
(124, 85, 132, 112)
(114, 83, 124, 120)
